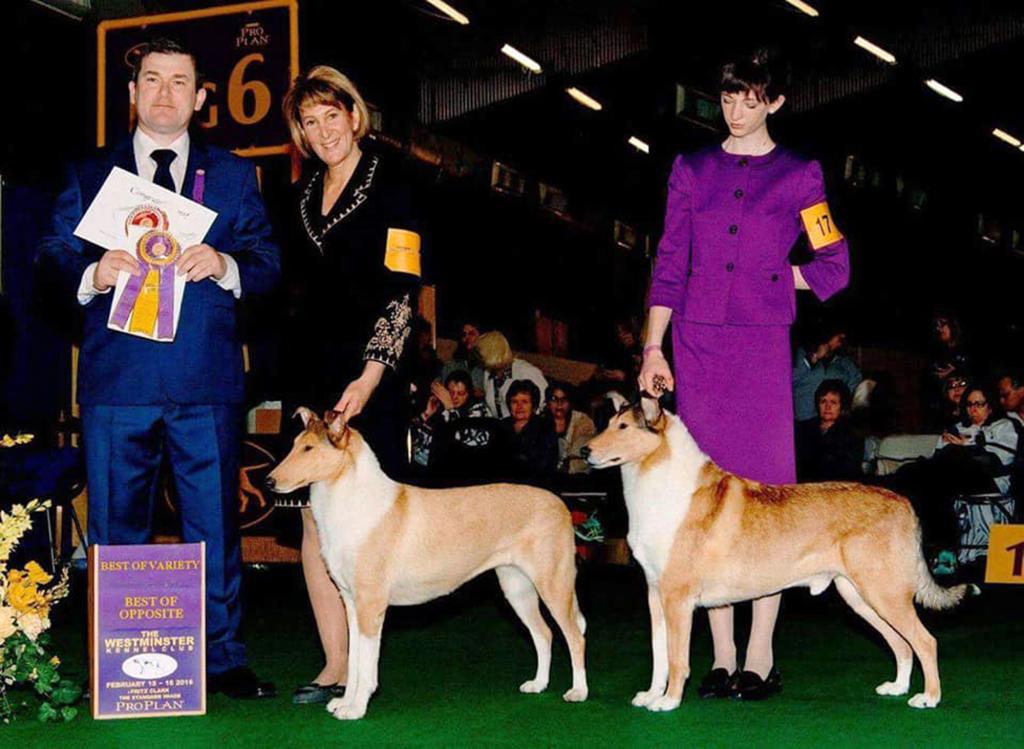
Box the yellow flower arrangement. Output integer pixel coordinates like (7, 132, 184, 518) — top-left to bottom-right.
(0, 433, 34, 448)
(0, 500, 79, 722)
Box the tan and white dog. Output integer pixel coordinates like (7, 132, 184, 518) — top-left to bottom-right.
(582, 395, 976, 712)
(266, 409, 588, 720)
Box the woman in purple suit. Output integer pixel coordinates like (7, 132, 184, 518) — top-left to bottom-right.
(638, 53, 849, 700)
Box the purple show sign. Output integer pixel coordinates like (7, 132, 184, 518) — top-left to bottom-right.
(89, 543, 206, 719)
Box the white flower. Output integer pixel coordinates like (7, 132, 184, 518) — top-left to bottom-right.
(0, 606, 15, 640)
(16, 612, 44, 641)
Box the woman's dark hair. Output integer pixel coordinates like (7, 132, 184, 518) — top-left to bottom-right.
(444, 369, 474, 392)
(931, 309, 963, 348)
(545, 380, 575, 408)
(505, 379, 540, 412)
(720, 49, 784, 102)
(958, 385, 998, 427)
(815, 379, 851, 413)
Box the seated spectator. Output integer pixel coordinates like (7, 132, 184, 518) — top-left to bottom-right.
(936, 386, 1018, 497)
(410, 371, 491, 470)
(923, 310, 974, 426)
(925, 374, 968, 432)
(590, 317, 642, 399)
(879, 383, 1018, 558)
(545, 381, 596, 475)
(928, 310, 972, 382)
(440, 319, 485, 399)
(477, 331, 548, 419)
(498, 380, 558, 485)
(793, 323, 862, 422)
(796, 380, 863, 482)
(998, 370, 1024, 428)
(433, 370, 491, 443)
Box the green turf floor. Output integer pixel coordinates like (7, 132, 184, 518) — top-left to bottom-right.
(4, 563, 1022, 748)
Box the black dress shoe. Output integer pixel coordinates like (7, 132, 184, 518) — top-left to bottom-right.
(208, 667, 276, 699)
(697, 667, 737, 698)
(292, 682, 342, 705)
(731, 667, 782, 701)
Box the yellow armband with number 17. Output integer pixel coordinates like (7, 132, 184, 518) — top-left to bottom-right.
(800, 202, 843, 250)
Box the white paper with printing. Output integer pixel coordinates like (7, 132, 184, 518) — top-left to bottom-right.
(73, 166, 217, 251)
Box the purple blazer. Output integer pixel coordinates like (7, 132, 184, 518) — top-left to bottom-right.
(647, 146, 849, 326)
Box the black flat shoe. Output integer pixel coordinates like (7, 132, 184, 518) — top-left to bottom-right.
(697, 667, 737, 698)
(731, 667, 782, 701)
(292, 682, 340, 704)
(208, 667, 277, 700)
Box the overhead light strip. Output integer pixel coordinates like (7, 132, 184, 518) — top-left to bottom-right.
(501, 44, 542, 74)
(628, 136, 650, 154)
(925, 79, 963, 103)
(784, 0, 820, 17)
(853, 36, 897, 65)
(993, 128, 1022, 147)
(425, 0, 469, 25)
(566, 87, 602, 111)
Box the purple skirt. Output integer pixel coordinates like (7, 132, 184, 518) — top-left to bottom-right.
(672, 321, 795, 484)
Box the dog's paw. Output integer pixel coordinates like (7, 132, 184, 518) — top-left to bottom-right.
(907, 692, 939, 709)
(645, 695, 681, 712)
(518, 678, 549, 694)
(631, 689, 663, 708)
(326, 697, 345, 712)
(875, 680, 910, 696)
(562, 687, 588, 703)
(328, 700, 367, 720)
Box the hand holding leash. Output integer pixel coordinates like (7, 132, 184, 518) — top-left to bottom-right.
(638, 347, 674, 394)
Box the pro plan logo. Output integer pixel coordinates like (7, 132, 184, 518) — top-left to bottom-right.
(236, 21, 270, 48)
(122, 653, 179, 680)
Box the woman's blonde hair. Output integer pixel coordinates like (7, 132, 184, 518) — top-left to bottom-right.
(282, 65, 370, 159)
(476, 331, 514, 371)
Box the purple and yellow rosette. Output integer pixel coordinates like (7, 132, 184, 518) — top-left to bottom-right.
(110, 229, 180, 340)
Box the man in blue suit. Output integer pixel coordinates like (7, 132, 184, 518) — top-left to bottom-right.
(38, 38, 279, 699)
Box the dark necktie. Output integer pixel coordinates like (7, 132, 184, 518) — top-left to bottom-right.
(150, 149, 177, 192)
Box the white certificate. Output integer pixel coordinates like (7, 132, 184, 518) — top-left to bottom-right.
(73, 166, 217, 251)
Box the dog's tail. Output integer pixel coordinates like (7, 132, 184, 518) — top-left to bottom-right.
(914, 553, 981, 610)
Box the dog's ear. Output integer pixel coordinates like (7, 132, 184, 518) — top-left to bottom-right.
(640, 395, 665, 431)
(324, 411, 351, 448)
(324, 410, 344, 434)
(293, 406, 316, 428)
(606, 391, 628, 412)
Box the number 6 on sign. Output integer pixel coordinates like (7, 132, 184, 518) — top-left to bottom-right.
(800, 201, 843, 250)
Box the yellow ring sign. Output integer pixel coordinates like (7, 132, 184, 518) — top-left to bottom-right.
(984, 524, 1024, 584)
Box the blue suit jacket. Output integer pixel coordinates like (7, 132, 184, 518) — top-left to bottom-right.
(37, 136, 280, 405)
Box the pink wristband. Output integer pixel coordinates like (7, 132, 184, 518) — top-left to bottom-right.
(642, 345, 662, 357)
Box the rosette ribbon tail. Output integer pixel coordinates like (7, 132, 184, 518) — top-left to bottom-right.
(156, 263, 176, 339)
(109, 261, 151, 330)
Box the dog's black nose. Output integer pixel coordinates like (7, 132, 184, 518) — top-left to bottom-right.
(580, 445, 591, 459)
(264, 476, 277, 491)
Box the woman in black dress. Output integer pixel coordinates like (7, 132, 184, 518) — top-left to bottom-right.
(280, 66, 422, 703)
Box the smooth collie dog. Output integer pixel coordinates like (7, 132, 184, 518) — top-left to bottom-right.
(266, 409, 588, 720)
(582, 395, 976, 712)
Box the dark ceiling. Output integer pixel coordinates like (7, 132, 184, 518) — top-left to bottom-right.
(10, 0, 1024, 215)
(6, 0, 1024, 345)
